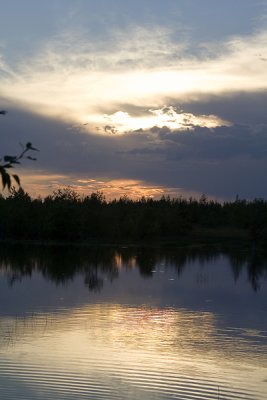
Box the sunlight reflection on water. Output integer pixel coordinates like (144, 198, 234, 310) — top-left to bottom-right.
(0, 303, 267, 400)
(0, 245, 267, 400)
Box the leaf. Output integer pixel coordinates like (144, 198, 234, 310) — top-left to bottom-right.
(4, 155, 15, 162)
(26, 142, 39, 151)
(26, 156, 37, 161)
(4, 155, 19, 164)
(12, 174, 21, 186)
(1, 170, 11, 190)
(2, 164, 14, 168)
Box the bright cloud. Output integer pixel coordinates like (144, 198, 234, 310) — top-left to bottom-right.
(0, 27, 267, 135)
(100, 106, 231, 134)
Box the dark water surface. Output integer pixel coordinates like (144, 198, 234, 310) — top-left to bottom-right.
(0, 244, 266, 399)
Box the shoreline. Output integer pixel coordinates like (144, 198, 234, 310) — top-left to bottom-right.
(0, 227, 260, 250)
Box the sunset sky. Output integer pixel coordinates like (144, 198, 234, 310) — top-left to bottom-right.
(1, 0, 267, 199)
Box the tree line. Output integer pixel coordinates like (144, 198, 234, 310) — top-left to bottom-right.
(0, 187, 267, 244)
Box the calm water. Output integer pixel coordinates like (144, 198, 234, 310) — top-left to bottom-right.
(0, 244, 267, 400)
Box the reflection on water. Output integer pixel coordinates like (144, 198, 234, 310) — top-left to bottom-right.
(0, 244, 267, 400)
(0, 243, 267, 291)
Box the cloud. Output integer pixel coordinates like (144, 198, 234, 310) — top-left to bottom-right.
(1, 26, 267, 135)
(171, 91, 267, 126)
(1, 23, 267, 200)
(1, 104, 267, 200)
(20, 171, 206, 201)
(101, 106, 231, 134)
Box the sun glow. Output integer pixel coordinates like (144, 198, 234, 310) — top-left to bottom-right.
(1, 28, 267, 135)
(99, 106, 231, 134)
(20, 173, 178, 199)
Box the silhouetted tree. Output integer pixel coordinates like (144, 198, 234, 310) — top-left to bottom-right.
(0, 110, 38, 190)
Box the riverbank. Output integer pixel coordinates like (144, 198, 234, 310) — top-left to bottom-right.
(0, 227, 262, 250)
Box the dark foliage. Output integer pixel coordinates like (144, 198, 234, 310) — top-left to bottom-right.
(1, 110, 39, 190)
(0, 187, 267, 245)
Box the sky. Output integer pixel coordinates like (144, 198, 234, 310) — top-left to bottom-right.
(1, 0, 267, 200)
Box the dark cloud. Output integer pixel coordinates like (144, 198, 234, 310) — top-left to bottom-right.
(157, 124, 267, 161)
(169, 91, 267, 126)
(124, 122, 267, 162)
(104, 125, 118, 135)
(1, 98, 267, 200)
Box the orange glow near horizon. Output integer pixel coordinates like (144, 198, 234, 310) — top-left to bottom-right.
(17, 172, 206, 200)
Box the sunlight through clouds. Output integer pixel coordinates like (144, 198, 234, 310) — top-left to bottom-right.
(0, 27, 267, 136)
(1, 1, 267, 200)
(100, 106, 231, 135)
(19, 170, 204, 200)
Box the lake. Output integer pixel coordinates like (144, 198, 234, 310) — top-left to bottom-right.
(0, 244, 266, 400)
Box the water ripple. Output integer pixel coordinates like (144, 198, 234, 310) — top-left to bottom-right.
(0, 304, 266, 400)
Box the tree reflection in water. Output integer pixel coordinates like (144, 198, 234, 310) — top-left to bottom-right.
(0, 243, 266, 292)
